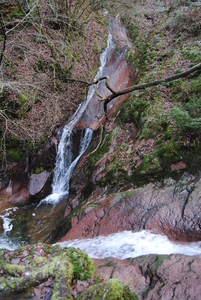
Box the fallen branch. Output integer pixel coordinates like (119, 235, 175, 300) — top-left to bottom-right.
(100, 62, 201, 111)
(63, 62, 201, 113)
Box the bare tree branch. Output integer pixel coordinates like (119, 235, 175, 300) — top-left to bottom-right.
(5, 0, 39, 36)
(97, 62, 201, 112)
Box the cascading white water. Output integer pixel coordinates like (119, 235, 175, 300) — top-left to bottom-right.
(39, 33, 114, 206)
(40, 128, 93, 205)
(57, 230, 201, 259)
(0, 207, 19, 250)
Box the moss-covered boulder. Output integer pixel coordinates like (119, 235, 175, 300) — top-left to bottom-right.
(0, 244, 136, 300)
(0, 244, 93, 299)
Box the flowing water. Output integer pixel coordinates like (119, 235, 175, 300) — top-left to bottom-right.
(57, 230, 201, 259)
(0, 32, 114, 249)
(0, 23, 201, 262)
(37, 32, 114, 206)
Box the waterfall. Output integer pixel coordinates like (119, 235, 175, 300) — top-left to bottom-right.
(57, 230, 201, 259)
(39, 33, 114, 205)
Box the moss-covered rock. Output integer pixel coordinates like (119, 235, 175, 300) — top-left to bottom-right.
(78, 279, 124, 300)
(0, 244, 94, 298)
(0, 244, 138, 300)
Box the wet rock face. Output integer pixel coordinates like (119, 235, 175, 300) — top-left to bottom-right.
(59, 176, 201, 242)
(75, 19, 138, 131)
(93, 254, 201, 300)
(8, 169, 30, 205)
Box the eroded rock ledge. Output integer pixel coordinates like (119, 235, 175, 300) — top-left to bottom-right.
(53, 175, 201, 244)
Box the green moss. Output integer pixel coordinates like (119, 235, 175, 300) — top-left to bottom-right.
(149, 255, 168, 273)
(65, 248, 94, 281)
(18, 93, 28, 105)
(0, 245, 78, 299)
(89, 130, 111, 166)
(79, 279, 124, 300)
(123, 286, 138, 300)
(4, 263, 25, 276)
(1, 137, 29, 164)
(32, 256, 46, 266)
(15, 93, 30, 118)
(35, 166, 44, 174)
(7, 149, 21, 161)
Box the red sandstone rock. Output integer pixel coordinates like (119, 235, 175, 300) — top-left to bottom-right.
(8, 187, 29, 205)
(75, 20, 138, 132)
(93, 254, 201, 300)
(60, 179, 201, 243)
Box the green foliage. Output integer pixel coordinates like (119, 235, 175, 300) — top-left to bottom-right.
(121, 14, 139, 42)
(172, 78, 200, 102)
(35, 166, 44, 174)
(65, 248, 94, 280)
(185, 94, 201, 118)
(123, 286, 138, 300)
(170, 90, 201, 133)
(116, 98, 148, 128)
(181, 48, 201, 63)
(3, 1, 25, 21)
(7, 149, 21, 161)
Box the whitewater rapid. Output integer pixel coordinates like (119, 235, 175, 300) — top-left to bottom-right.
(57, 230, 201, 259)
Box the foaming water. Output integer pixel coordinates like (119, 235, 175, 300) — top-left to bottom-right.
(38, 32, 114, 206)
(0, 207, 19, 250)
(57, 231, 201, 259)
(0, 207, 19, 234)
(39, 128, 93, 206)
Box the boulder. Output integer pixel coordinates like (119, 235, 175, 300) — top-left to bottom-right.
(29, 171, 50, 196)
